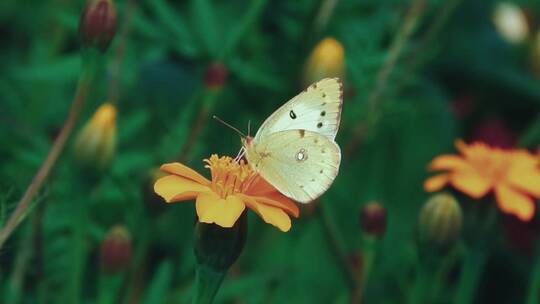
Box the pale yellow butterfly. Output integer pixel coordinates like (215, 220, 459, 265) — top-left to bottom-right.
(241, 78, 343, 203)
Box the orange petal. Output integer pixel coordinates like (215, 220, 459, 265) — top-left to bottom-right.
(238, 193, 299, 218)
(154, 175, 210, 202)
(242, 198, 292, 232)
(424, 174, 450, 192)
(450, 173, 492, 199)
(507, 169, 540, 198)
(196, 192, 246, 228)
(160, 162, 210, 185)
(246, 175, 279, 196)
(455, 139, 468, 154)
(507, 152, 540, 197)
(495, 184, 536, 221)
(429, 155, 469, 171)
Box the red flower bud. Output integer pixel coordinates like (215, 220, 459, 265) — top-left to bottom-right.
(470, 117, 517, 148)
(203, 62, 228, 90)
(360, 202, 387, 238)
(100, 225, 132, 273)
(79, 0, 117, 51)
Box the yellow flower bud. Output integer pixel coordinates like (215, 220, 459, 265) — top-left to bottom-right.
(418, 193, 462, 249)
(303, 37, 345, 86)
(493, 2, 529, 44)
(74, 103, 117, 170)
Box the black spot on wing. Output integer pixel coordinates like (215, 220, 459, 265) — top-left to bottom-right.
(289, 110, 297, 119)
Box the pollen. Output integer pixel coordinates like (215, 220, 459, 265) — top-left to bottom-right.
(204, 155, 258, 198)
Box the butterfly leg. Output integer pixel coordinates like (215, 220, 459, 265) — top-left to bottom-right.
(234, 147, 246, 163)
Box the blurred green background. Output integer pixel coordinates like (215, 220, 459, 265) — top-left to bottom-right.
(1, 0, 539, 303)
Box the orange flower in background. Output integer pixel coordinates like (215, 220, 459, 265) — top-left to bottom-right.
(154, 155, 299, 232)
(424, 140, 540, 221)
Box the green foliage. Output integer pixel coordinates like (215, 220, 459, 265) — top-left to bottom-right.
(0, 0, 539, 303)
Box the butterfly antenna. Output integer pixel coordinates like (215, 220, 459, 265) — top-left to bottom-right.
(212, 115, 246, 138)
(247, 120, 251, 137)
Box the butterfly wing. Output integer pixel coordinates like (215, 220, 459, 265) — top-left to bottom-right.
(246, 130, 341, 203)
(254, 78, 343, 141)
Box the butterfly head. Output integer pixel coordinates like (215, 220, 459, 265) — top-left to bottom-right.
(241, 136, 254, 148)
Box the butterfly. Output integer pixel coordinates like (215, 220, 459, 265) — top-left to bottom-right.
(241, 78, 343, 203)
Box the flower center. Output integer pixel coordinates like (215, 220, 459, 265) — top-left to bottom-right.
(467, 145, 510, 183)
(204, 155, 258, 198)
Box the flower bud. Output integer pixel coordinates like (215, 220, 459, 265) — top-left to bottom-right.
(195, 211, 247, 272)
(79, 0, 117, 51)
(470, 117, 516, 148)
(418, 193, 462, 249)
(74, 103, 117, 171)
(203, 62, 228, 90)
(450, 95, 474, 119)
(303, 37, 345, 86)
(360, 201, 387, 238)
(493, 2, 529, 44)
(101, 225, 132, 273)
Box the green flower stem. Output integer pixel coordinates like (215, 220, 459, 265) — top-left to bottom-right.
(192, 215, 247, 304)
(432, 245, 462, 297)
(352, 235, 377, 303)
(69, 199, 88, 304)
(219, 0, 267, 60)
(172, 0, 268, 161)
(346, 0, 426, 157)
(408, 260, 435, 304)
(453, 249, 487, 304)
(97, 274, 124, 304)
(525, 243, 540, 304)
(192, 265, 226, 304)
(405, 0, 465, 72)
(0, 49, 101, 251)
(177, 90, 219, 161)
(317, 201, 358, 290)
(124, 220, 151, 303)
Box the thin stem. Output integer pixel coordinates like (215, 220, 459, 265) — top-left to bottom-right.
(406, 0, 464, 71)
(108, 0, 136, 104)
(175, 86, 220, 162)
(352, 235, 377, 304)
(453, 249, 487, 304)
(177, 101, 211, 162)
(408, 261, 435, 304)
(219, 0, 267, 60)
(525, 242, 540, 304)
(69, 199, 88, 304)
(0, 56, 97, 251)
(192, 265, 226, 304)
(346, 0, 427, 157)
(177, 0, 268, 162)
(365, 0, 426, 117)
(5, 217, 35, 304)
(317, 201, 358, 290)
(97, 274, 124, 304)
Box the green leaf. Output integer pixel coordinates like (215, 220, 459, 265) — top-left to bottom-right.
(142, 260, 173, 304)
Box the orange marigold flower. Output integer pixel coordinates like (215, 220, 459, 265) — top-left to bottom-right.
(424, 140, 540, 221)
(154, 155, 299, 232)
